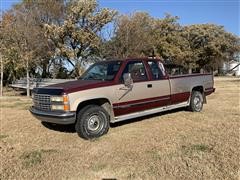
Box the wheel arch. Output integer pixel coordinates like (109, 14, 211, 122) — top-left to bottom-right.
(75, 98, 115, 122)
(191, 86, 204, 93)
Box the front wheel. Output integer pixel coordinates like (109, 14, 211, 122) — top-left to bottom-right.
(75, 105, 110, 139)
(188, 91, 203, 112)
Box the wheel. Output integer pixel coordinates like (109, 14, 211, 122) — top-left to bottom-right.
(75, 105, 110, 139)
(188, 91, 203, 112)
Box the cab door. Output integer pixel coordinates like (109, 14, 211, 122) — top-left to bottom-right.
(113, 60, 170, 117)
(145, 60, 171, 107)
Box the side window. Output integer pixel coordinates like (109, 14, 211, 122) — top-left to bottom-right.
(147, 61, 164, 80)
(84, 64, 107, 79)
(164, 64, 188, 76)
(121, 61, 147, 82)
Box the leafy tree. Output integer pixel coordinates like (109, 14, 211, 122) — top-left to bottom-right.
(44, 0, 117, 77)
(0, 12, 25, 95)
(105, 12, 154, 58)
(0, 0, 65, 96)
(25, 0, 65, 78)
(1, 1, 239, 97)
(108, 12, 240, 71)
(182, 24, 240, 70)
(152, 14, 188, 64)
(14, 0, 65, 79)
(6, 2, 45, 96)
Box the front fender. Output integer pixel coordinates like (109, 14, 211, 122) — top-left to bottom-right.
(70, 96, 113, 111)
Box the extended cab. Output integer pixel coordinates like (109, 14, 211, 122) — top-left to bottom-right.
(30, 58, 215, 139)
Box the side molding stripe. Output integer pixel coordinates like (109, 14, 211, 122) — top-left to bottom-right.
(113, 96, 170, 109)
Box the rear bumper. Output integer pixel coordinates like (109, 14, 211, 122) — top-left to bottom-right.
(29, 107, 76, 125)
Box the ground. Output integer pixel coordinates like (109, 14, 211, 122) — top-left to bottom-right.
(0, 77, 239, 179)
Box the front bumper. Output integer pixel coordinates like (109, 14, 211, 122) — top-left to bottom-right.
(29, 107, 76, 125)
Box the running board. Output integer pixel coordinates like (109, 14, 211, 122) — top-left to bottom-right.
(113, 101, 189, 123)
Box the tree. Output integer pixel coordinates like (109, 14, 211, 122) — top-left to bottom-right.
(1, 1, 239, 95)
(0, 0, 66, 96)
(182, 24, 240, 70)
(11, 3, 40, 96)
(44, 0, 117, 77)
(105, 13, 188, 60)
(152, 14, 188, 64)
(108, 12, 240, 71)
(0, 12, 20, 96)
(106, 12, 154, 58)
(25, 0, 65, 78)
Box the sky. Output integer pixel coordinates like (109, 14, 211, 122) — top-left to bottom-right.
(0, 0, 239, 36)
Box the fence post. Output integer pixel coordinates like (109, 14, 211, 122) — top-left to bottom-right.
(26, 59, 30, 97)
(0, 54, 3, 97)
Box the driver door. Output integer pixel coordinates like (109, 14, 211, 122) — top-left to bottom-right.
(113, 60, 153, 116)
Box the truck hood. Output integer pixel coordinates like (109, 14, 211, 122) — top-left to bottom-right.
(33, 80, 115, 95)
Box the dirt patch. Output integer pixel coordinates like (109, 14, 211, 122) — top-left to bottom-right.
(20, 149, 58, 168)
(0, 77, 239, 179)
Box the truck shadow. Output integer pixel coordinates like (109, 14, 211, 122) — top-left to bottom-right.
(110, 107, 187, 128)
(41, 122, 76, 133)
(41, 108, 187, 133)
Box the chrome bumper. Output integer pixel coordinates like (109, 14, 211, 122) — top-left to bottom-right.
(29, 107, 76, 125)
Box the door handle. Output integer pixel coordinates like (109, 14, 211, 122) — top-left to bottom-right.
(147, 84, 152, 88)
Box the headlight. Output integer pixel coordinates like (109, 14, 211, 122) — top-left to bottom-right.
(51, 96, 63, 102)
(51, 95, 70, 111)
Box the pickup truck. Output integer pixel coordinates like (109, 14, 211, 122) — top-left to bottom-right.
(30, 58, 215, 139)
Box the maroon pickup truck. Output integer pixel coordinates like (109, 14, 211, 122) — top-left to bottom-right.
(30, 58, 215, 139)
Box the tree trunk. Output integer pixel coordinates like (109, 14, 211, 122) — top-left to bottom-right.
(0, 54, 3, 97)
(42, 63, 47, 78)
(188, 68, 192, 74)
(26, 59, 30, 97)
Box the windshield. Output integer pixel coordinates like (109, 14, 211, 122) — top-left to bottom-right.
(81, 61, 122, 81)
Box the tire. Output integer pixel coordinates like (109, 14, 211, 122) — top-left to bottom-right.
(75, 105, 110, 139)
(188, 91, 204, 112)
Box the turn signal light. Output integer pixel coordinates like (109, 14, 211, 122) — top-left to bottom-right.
(64, 104, 70, 111)
(63, 95, 69, 103)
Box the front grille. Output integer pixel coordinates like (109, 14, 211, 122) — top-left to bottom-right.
(33, 94, 51, 111)
(34, 94, 51, 103)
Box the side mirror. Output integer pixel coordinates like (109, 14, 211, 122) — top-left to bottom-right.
(123, 73, 133, 88)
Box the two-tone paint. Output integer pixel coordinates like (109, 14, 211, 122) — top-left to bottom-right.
(30, 58, 215, 124)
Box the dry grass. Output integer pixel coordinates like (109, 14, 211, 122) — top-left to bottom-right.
(0, 77, 239, 179)
(2, 86, 25, 96)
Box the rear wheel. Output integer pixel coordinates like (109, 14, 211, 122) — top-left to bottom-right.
(75, 105, 110, 139)
(188, 91, 203, 112)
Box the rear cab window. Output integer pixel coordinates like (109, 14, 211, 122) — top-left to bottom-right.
(164, 64, 188, 76)
(147, 60, 166, 80)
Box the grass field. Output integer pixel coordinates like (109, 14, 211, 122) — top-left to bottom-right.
(0, 77, 239, 179)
